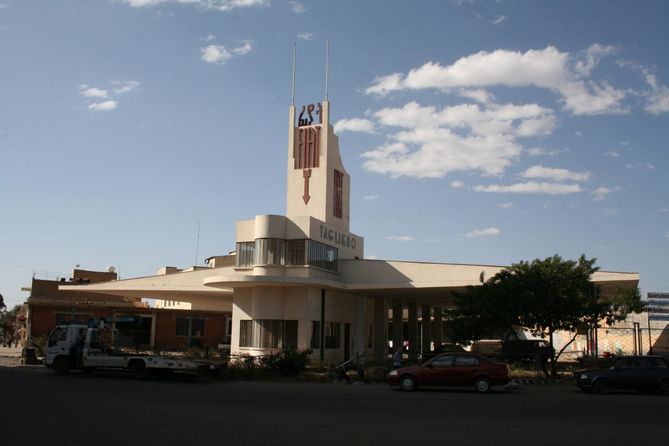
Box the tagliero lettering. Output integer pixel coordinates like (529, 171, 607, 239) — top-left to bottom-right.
(319, 225, 356, 249)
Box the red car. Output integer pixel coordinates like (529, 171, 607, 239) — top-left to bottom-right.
(388, 352, 509, 393)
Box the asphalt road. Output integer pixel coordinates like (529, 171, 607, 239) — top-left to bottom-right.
(1, 365, 667, 446)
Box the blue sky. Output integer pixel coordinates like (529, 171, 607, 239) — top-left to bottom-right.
(1, 0, 668, 309)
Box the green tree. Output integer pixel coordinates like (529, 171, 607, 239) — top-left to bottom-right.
(0, 293, 6, 312)
(449, 255, 645, 377)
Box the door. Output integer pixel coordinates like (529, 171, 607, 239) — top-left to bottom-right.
(451, 355, 480, 385)
(422, 354, 455, 386)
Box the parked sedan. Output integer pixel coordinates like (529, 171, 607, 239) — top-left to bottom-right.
(388, 352, 509, 393)
(573, 355, 669, 394)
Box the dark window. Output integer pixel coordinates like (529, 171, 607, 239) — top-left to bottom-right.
(255, 238, 285, 265)
(311, 321, 321, 349)
(307, 240, 338, 272)
(239, 320, 298, 349)
(432, 355, 455, 367)
(175, 317, 205, 337)
(455, 356, 480, 367)
(325, 322, 341, 349)
(285, 239, 307, 266)
(333, 169, 343, 219)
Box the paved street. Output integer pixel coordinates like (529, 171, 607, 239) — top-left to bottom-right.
(1, 365, 667, 446)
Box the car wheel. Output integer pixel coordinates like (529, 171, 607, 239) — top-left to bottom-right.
(54, 356, 69, 375)
(474, 377, 491, 393)
(399, 375, 417, 391)
(593, 379, 610, 395)
(657, 380, 669, 395)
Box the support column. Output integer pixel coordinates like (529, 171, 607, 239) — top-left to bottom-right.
(433, 307, 443, 348)
(373, 297, 387, 364)
(421, 305, 431, 355)
(320, 289, 325, 363)
(392, 299, 403, 355)
(407, 302, 418, 363)
(352, 294, 366, 361)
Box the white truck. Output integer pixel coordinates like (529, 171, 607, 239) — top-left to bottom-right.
(45, 323, 218, 379)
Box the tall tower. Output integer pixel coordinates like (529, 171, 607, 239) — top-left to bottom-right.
(286, 100, 351, 234)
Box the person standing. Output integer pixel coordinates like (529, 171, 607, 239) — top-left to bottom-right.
(393, 348, 403, 369)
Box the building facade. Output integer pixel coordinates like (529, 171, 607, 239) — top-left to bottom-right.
(60, 99, 640, 364)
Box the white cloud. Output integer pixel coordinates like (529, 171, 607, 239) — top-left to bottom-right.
(112, 80, 140, 95)
(364, 194, 379, 200)
(643, 72, 669, 115)
(592, 186, 618, 201)
(474, 182, 582, 195)
(385, 235, 415, 242)
(365, 46, 627, 115)
(287, 1, 305, 13)
(574, 44, 617, 77)
(122, 0, 269, 12)
(450, 180, 464, 188)
(201, 41, 253, 64)
(658, 207, 668, 213)
(297, 32, 314, 41)
(202, 34, 216, 42)
(463, 227, 500, 238)
(458, 88, 494, 104)
(497, 202, 514, 209)
(625, 162, 655, 170)
(361, 100, 554, 178)
(88, 100, 118, 111)
(492, 15, 507, 25)
(79, 86, 109, 99)
(334, 118, 375, 134)
(521, 165, 591, 182)
(605, 151, 620, 158)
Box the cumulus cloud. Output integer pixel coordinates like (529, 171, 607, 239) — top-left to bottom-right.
(88, 100, 118, 111)
(366, 46, 627, 115)
(360, 100, 555, 178)
(458, 88, 494, 104)
(79, 81, 139, 112)
(79, 86, 109, 99)
(521, 165, 591, 182)
(385, 235, 415, 242)
(463, 227, 500, 238)
(450, 180, 464, 188)
(287, 1, 305, 13)
(122, 0, 269, 12)
(474, 182, 582, 195)
(334, 118, 375, 134)
(201, 40, 253, 64)
(625, 162, 655, 171)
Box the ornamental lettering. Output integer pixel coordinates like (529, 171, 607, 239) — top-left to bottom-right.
(319, 224, 357, 250)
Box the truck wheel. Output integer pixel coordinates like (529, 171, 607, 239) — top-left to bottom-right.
(130, 360, 148, 379)
(54, 356, 70, 375)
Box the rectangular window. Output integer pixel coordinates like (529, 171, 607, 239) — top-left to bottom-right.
(175, 317, 206, 337)
(255, 238, 285, 266)
(236, 242, 255, 267)
(239, 319, 298, 349)
(285, 239, 307, 266)
(333, 169, 343, 219)
(311, 321, 321, 349)
(307, 240, 338, 272)
(325, 322, 341, 349)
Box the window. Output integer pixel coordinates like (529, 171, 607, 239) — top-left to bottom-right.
(255, 238, 285, 266)
(311, 321, 321, 349)
(432, 355, 455, 368)
(325, 322, 341, 349)
(236, 242, 255, 267)
(239, 319, 298, 348)
(285, 239, 307, 266)
(333, 169, 343, 219)
(455, 356, 479, 367)
(175, 317, 206, 337)
(307, 240, 338, 272)
(47, 327, 67, 347)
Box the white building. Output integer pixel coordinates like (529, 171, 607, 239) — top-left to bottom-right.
(61, 99, 639, 364)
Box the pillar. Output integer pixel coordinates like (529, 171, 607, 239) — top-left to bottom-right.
(407, 302, 418, 363)
(392, 299, 403, 355)
(421, 305, 431, 354)
(373, 296, 387, 364)
(433, 307, 443, 348)
(352, 294, 366, 361)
